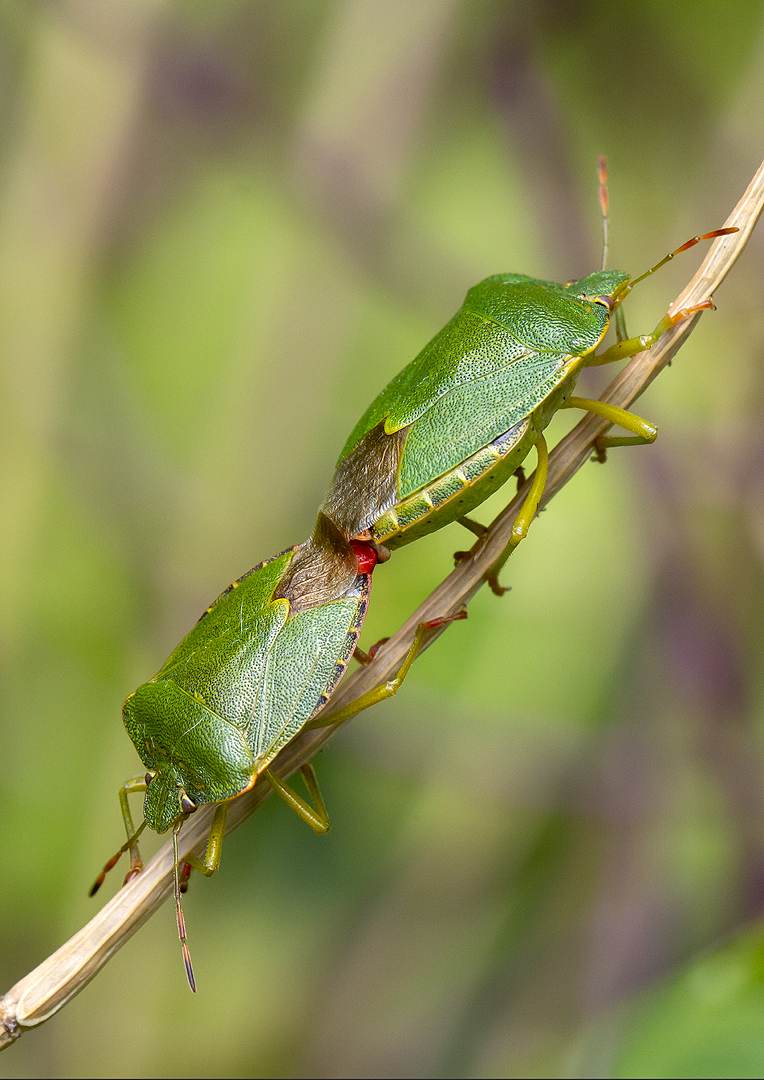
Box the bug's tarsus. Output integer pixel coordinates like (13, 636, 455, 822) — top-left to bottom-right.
(487, 574, 509, 598)
(592, 441, 608, 464)
(122, 864, 142, 886)
(421, 610, 468, 633)
(264, 766, 330, 834)
(367, 636, 390, 661)
(352, 636, 390, 664)
(179, 862, 192, 895)
(666, 298, 714, 327)
(453, 516, 488, 572)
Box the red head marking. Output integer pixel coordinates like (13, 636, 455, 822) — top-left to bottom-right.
(349, 540, 378, 576)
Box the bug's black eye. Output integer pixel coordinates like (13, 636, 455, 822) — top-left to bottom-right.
(145, 772, 155, 787)
(593, 294, 615, 311)
(180, 793, 197, 815)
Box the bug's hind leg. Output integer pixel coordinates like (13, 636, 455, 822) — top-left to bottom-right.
(453, 518, 508, 595)
(304, 611, 468, 733)
(454, 464, 529, 595)
(181, 801, 229, 877)
(474, 436, 550, 595)
(265, 764, 330, 834)
(562, 396, 657, 461)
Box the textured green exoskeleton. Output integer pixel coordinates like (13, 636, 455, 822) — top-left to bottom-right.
(323, 230, 734, 558)
(125, 547, 367, 836)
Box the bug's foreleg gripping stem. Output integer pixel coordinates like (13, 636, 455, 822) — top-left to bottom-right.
(182, 801, 228, 877)
(587, 300, 714, 366)
(118, 775, 148, 881)
(88, 775, 148, 895)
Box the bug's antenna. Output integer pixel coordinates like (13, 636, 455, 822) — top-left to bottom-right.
(88, 820, 147, 897)
(619, 227, 739, 302)
(598, 155, 609, 271)
(173, 824, 196, 992)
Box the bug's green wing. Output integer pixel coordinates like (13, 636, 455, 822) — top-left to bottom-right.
(151, 547, 294, 726)
(246, 584, 368, 768)
(124, 550, 295, 825)
(340, 278, 609, 454)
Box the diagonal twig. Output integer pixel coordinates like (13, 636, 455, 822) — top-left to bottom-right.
(2, 158, 763, 1050)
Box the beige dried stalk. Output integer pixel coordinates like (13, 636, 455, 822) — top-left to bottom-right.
(2, 159, 763, 1050)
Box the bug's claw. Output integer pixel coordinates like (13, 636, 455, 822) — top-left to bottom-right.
(592, 439, 608, 464)
(123, 864, 143, 886)
(368, 636, 390, 660)
(487, 573, 508, 598)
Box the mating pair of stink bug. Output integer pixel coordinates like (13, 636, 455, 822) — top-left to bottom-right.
(91, 161, 735, 988)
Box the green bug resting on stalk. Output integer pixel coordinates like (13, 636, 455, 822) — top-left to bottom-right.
(323, 160, 737, 586)
(90, 513, 463, 989)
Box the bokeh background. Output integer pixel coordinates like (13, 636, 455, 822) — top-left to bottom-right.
(2, 2, 764, 1077)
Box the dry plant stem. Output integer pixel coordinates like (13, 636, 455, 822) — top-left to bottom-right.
(2, 160, 763, 1050)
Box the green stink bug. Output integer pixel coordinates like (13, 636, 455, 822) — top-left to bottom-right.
(322, 201, 735, 566)
(91, 513, 462, 988)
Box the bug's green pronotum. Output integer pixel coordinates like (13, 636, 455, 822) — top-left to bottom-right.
(324, 163, 736, 579)
(91, 514, 463, 988)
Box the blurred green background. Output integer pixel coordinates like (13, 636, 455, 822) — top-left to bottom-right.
(2, 1, 764, 1077)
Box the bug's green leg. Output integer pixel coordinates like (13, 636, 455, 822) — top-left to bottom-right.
(508, 433, 549, 550)
(90, 774, 148, 894)
(454, 459, 542, 596)
(305, 611, 468, 736)
(482, 436, 550, 594)
(264, 765, 330, 835)
(588, 299, 714, 366)
(562, 396, 658, 455)
(182, 801, 229, 877)
(119, 775, 148, 881)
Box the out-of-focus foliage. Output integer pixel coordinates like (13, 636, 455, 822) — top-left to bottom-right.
(2, 2, 764, 1077)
